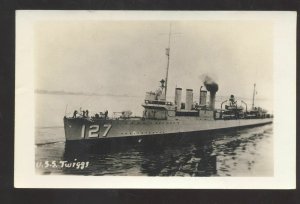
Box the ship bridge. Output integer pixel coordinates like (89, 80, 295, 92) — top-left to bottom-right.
(142, 79, 176, 120)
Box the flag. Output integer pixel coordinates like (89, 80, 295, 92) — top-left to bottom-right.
(165, 48, 170, 56)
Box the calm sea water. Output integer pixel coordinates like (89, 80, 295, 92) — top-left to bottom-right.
(35, 94, 273, 176)
(35, 124, 273, 176)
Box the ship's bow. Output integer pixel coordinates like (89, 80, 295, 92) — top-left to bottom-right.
(64, 117, 85, 141)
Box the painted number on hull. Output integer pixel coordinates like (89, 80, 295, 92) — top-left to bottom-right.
(102, 124, 112, 137)
(88, 125, 100, 138)
(81, 124, 112, 138)
(81, 125, 86, 138)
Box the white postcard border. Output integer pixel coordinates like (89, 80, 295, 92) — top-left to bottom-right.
(15, 11, 296, 189)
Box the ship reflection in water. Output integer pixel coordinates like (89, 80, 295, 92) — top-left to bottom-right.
(35, 124, 273, 176)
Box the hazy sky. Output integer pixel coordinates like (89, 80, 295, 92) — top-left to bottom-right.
(35, 20, 273, 104)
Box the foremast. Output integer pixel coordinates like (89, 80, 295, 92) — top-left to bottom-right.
(164, 23, 172, 100)
(142, 24, 176, 120)
(252, 83, 256, 110)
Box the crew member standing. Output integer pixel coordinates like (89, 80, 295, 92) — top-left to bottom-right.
(104, 110, 108, 120)
(73, 110, 78, 118)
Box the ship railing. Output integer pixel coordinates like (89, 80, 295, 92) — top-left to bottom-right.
(144, 100, 174, 106)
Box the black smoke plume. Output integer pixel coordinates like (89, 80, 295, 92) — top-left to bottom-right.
(203, 75, 219, 93)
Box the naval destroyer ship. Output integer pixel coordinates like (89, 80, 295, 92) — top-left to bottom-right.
(63, 29, 273, 142)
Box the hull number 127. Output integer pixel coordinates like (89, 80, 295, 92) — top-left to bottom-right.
(81, 124, 112, 138)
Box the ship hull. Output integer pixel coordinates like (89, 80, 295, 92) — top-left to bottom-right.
(64, 117, 273, 142)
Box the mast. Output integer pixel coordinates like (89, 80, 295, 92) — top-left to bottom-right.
(252, 83, 256, 109)
(164, 23, 172, 99)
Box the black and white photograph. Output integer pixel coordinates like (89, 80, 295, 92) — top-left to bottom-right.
(14, 11, 296, 188)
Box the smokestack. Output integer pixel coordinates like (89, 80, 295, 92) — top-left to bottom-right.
(199, 86, 207, 106)
(174, 88, 182, 110)
(186, 89, 193, 110)
(203, 76, 218, 110)
(209, 92, 216, 110)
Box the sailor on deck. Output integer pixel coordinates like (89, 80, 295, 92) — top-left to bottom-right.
(104, 110, 108, 120)
(73, 110, 78, 118)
